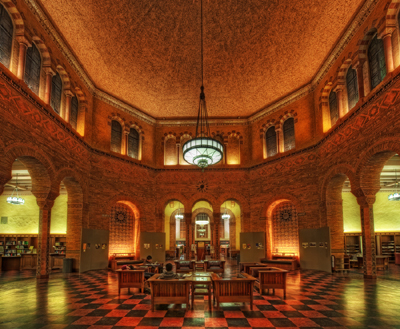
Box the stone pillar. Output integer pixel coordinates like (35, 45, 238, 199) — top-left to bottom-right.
(357, 196, 377, 279)
(44, 67, 55, 105)
(66, 202, 83, 272)
(64, 90, 74, 123)
(326, 200, 345, 259)
(334, 85, 345, 118)
(185, 213, 192, 260)
(122, 130, 129, 156)
(214, 213, 221, 259)
(353, 60, 365, 100)
(382, 33, 394, 73)
(36, 199, 54, 279)
(16, 36, 31, 80)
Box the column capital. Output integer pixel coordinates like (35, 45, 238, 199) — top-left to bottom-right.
(64, 89, 74, 98)
(333, 84, 345, 92)
(352, 59, 366, 69)
(378, 26, 395, 40)
(357, 195, 375, 207)
(36, 198, 55, 210)
(43, 66, 56, 76)
(15, 35, 31, 47)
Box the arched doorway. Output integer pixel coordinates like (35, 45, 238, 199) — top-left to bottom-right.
(164, 200, 185, 260)
(219, 199, 240, 258)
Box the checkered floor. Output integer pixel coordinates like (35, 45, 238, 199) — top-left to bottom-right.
(1, 261, 400, 328)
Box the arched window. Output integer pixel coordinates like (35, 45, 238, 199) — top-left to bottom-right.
(70, 96, 78, 130)
(346, 67, 359, 110)
(110, 120, 122, 153)
(50, 72, 62, 114)
(0, 4, 13, 69)
(265, 126, 277, 157)
(368, 34, 386, 90)
(127, 128, 139, 159)
(329, 91, 338, 126)
(283, 118, 295, 152)
(24, 43, 41, 95)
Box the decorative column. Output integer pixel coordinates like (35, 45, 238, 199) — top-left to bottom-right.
(275, 127, 282, 153)
(16, 36, 31, 80)
(357, 195, 377, 279)
(36, 198, 54, 279)
(66, 202, 83, 272)
(43, 67, 55, 105)
(382, 33, 394, 73)
(64, 90, 74, 123)
(214, 213, 221, 259)
(334, 85, 345, 118)
(185, 213, 192, 260)
(353, 60, 365, 100)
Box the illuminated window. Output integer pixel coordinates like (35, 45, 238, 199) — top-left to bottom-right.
(24, 43, 41, 95)
(127, 128, 139, 159)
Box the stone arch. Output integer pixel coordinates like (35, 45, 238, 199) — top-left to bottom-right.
(164, 133, 177, 165)
(56, 65, 71, 89)
(189, 193, 217, 211)
(217, 192, 249, 214)
(158, 193, 189, 214)
(320, 164, 358, 202)
(320, 81, 334, 132)
(107, 194, 143, 218)
(72, 87, 87, 136)
(1, 0, 24, 36)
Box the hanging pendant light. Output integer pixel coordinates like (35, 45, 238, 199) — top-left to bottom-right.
(221, 201, 230, 220)
(175, 207, 184, 220)
(388, 169, 400, 201)
(195, 213, 209, 226)
(7, 173, 25, 205)
(182, 0, 223, 170)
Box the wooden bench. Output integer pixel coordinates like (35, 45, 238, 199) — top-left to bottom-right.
(239, 262, 268, 274)
(204, 260, 225, 273)
(250, 267, 288, 298)
(211, 272, 256, 310)
(110, 253, 143, 271)
(174, 260, 194, 273)
(147, 274, 191, 311)
(116, 268, 146, 295)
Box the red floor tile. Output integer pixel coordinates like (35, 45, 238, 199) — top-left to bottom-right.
(160, 317, 185, 327)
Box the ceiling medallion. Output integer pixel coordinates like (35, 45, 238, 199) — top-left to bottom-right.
(196, 180, 208, 193)
(182, 0, 223, 170)
(115, 210, 127, 223)
(280, 209, 292, 222)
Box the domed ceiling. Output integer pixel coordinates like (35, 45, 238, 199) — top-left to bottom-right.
(38, 0, 364, 119)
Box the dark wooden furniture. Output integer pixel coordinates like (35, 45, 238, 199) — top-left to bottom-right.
(204, 260, 225, 273)
(21, 254, 37, 270)
(376, 256, 389, 270)
(250, 267, 288, 298)
(49, 254, 65, 270)
(396, 253, 400, 265)
(239, 262, 258, 273)
(195, 261, 205, 272)
(211, 272, 256, 310)
(116, 268, 146, 295)
(260, 258, 297, 271)
(191, 276, 212, 310)
(110, 253, 142, 271)
(147, 274, 191, 311)
(1, 256, 22, 271)
(174, 260, 194, 273)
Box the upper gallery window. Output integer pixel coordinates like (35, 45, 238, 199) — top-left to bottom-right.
(329, 91, 338, 126)
(70, 95, 78, 130)
(127, 128, 139, 159)
(0, 4, 13, 69)
(50, 72, 63, 114)
(266, 126, 277, 157)
(24, 43, 41, 95)
(111, 120, 122, 153)
(346, 66, 359, 110)
(283, 118, 295, 152)
(368, 34, 386, 90)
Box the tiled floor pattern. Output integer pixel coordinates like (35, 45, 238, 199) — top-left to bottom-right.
(1, 262, 400, 328)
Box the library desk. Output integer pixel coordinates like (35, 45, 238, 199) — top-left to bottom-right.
(49, 254, 65, 270)
(21, 254, 37, 270)
(1, 256, 22, 271)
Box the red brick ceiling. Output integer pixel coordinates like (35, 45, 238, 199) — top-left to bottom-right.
(38, 0, 364, 119)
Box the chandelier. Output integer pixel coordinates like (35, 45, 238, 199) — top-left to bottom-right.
(196, 213, 209, 226)
(221, 201, 230, 220)
(388, 170, 400, 201)
(182, 0, 223, 170)
(7, 173, 25, 205)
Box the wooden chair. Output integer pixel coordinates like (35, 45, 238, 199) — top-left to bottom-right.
(211, 272, 256, 310)
(116, 269, 146, 295)
(250, 267, 288, 298)
(205, 260, 225, 273)
(174, 260, 194, 273)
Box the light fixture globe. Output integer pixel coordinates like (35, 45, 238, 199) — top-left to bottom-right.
(7, 196, 25, 205)
(183, 137, 223, 169)
(221, 212, 230, 220)
(175, 213, 184, 220)
(388, 192, 400, 201)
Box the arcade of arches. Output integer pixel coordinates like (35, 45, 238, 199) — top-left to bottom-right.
(2, 0, 400, 284)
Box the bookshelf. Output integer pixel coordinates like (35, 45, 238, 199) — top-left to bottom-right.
(344, 234, 362, 257)
(375, 233, 400, 263)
